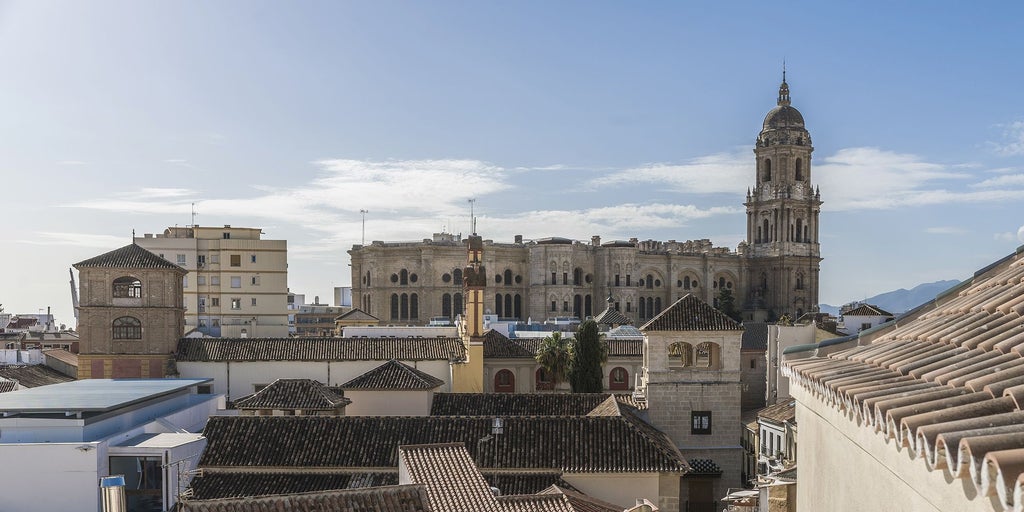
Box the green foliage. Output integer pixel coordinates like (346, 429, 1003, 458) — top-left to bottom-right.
(716, 287, 742, 322)
(568, 319, 607, 393)
(535, 331, 572, 387)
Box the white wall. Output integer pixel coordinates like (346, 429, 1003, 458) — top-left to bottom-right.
(344, 390, 433, 416)
(0, 443, 103, 512)
(562, 472, 661, 509)
(0, 349, 44, 365)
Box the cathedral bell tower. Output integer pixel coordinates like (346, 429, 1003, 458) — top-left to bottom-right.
(744, 73, 822, 319)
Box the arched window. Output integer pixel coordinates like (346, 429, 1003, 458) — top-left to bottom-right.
(112, 276, 142, 298)
(514, 294, 522, 319)
(495, 293, 503, 316)
(795, 158, 803, 181)
(609, 367, 629, 391)
(400, 269, 408, 286)
(365, 271, 371, 287)
(535, 368, 554, 390)
(646, 274, 654, 289)
(654, 297, 662, 315)
(505, 269, 513, 287)
(573, 295, 582, 318)
(573, 268, 582, 286)
(584, 295, 592, 317)
(390, 294, 399, 320)
(695, 342, 720, 369)
(453, 293, 463, 316)
(400, 293, 409, 320)
(453, 269, 463, 285)
(410, 294, 418, 319)
(442, 294, 452, 318)
(112, 316, 142, 340)
(796, 218, 803, 242)
(504, 294, 512, 317)
(668, 342, 693, 368)
(646, 297, 654, 317)
(684, 276, 691, 289)
(764, 158, 772, 182)
(763, 219, 770, 243)
(639, 297, 646, 319)
(494, 370, 515, 393)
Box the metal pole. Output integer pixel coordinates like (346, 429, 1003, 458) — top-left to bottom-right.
(360, 209, 368, 246)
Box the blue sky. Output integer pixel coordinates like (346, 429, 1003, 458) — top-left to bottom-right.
(2, 1, 1023, 325)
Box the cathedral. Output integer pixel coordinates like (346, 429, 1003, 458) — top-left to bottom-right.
(349, 76, 821, 325)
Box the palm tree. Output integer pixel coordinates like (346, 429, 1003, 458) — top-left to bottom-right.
(535, 331, 572, 390)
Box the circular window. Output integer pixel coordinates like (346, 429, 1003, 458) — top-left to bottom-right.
(515, 275, 522, 284)
(442, 273, 451, 283)
(494, 274, 502, 283)
(655, 279, 661, 287)
(727, 281, 733, 289)
(410, 273, 418, 283)
(677, 280, 682, 287)
(693, 280, 699, 288)
(390, 274, 399, 283)
(585, 274, 593, 284)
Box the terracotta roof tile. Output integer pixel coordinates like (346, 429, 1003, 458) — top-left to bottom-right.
(178, 485, 431, 512)
(176, 337, 466, 362)
(430, 393, 616, 417)
(481, 473, 576, 496)
(0, 380, 16, 393)
(187, 472, 397, 500)
(199, 415, 687, 473)
(74, 243, 186, 271)
(0, 365, 75, 387)
(843, 304, 893, 317)
(741, 322, 769, 350)
(593, 307, 631, 327)
(640, 294, 744, 332)
(233, 378, 351, 410)
(399, 443, 501, 512)
(340, 360, 445, 390)
(497, 493, 575, 512)
(783, 250, 1024, 511)
(536, 485, 622, 512)
(757, 401, 796, 424)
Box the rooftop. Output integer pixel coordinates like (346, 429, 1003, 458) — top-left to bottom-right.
(74, 243, 186, 272)
(0, 378, 209, 415)
(178, 485, 431, 512)
(640, 294, 744, 332)
(0, 364, 75, 388)
(233, 378, 351, 410)
(176, 337, 466, 362)
(340, 360, 445, 390)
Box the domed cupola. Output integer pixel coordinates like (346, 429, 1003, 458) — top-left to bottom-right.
(757, 73, 811, 148)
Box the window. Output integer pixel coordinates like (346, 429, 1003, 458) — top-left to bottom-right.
(112, 276, 142, 298)
(110, 456, 162, 511)
(198, 276, 206, 285)
(442, 273, 452, 283)
(251, 276, 260, 286)
(453, 269, 463, 285)
(626, 302, 631, 312)
(562, 272, 568, 285)
(795, 158, 803, 181)
(668, 342, 693, 368)
(763, 158, 772, 182)
(231, 276, 241, 288)
(615, 274, 620, 287)
(223, 232, 231, 239)
(211, 298, 220, 307)
(250, 254, 257, 263)
(551, 272, 557, 284)
(692, 411, 712, 435)
(750, 358, 757, 369)
(210, 254, 220, 264)
(230, 254, 241, 267)
(112, 316, 142, 340)
(550, 300, 557, 312)
(197, 255, 206, 266)
(231, 298, 241, 310)
(495, 369, 515, 393)
(626, 275, 631, 286)
(251, 298, 257, 306)
(609, 367, 629, 391)
(182, 276, 188, 288)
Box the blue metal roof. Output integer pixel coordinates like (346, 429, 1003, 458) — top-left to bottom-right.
(0, 378, 210, 414)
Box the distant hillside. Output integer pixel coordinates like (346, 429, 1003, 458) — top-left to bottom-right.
(819, 280, 961, 316)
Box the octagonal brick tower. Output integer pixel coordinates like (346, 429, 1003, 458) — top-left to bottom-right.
(744, 74, 822, 319)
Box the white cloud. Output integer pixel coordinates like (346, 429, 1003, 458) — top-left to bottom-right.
(19, 232, 130, 248)
(925, 227, 967, 235)
(57, 160, 87, 166)
(971, 174, 1024, 189)
(989, 121, 1024, 156)
(134, 188, 196, 199)
(590, 150, 749, 194)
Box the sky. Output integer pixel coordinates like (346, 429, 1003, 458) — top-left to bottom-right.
(2, 1, 1023, 327)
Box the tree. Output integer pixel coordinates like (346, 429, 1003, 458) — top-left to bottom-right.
(568, 319, 607, 393)
(535, 331, 572, 389)
(716, 287, 742, 322)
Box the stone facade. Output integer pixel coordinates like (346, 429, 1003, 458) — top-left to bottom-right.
(350, 78, 821, 326)
(74, 244, 186, 378)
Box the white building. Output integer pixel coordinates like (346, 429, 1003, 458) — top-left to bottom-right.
(135, 225, 289, 338)
(0, 378, 221, 512)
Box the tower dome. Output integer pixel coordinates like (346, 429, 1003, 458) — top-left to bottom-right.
(758, 75, 810, 147)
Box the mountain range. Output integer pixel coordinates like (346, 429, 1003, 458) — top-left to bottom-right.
(819, 280, 961, 317)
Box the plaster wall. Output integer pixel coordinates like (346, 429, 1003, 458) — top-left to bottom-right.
(561, 472, 662, 509)
(0, 443, 103, 512)
(344, 389, 432, 416)
(793, 384, 1000, 512)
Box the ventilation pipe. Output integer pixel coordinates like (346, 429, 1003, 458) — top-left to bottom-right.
(100, 475, 127, 512)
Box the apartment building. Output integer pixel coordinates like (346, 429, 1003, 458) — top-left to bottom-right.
(136, 225, 288, 338)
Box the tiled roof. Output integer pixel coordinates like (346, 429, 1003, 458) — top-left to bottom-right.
(74, 243, 186, 271)
(537, 485, 622, 512)
(741, 322, 769, 350)
(843, 304, 893, 317)
(0, 380, 17, 393)
(483, 332, 641, 359)
(593, 307, 632, 326)
(43, 349, 78, 367)
(199, 415, 687, 473)
(178, 485, 431, 512)
(784, 249, 1024, 511)
(176, 337, 466, 362)
(0, 365, 75, 387)
(337, 308, 381, 322)
(497, 493, 575, 512)
(400, 443, 502, 512)
(483, 331, 538, 358)
(430, 393, 616, 417)
(480, 473, 575, 496)
(341, 360, 445, 390)
(233, 378, 351, 410)
(687, 458, 722, 475)
(640, 294, 744, 332)
(757, 400, 796, 424)
(187, 472, 397, 500)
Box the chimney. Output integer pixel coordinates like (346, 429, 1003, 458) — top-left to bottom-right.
(100, 476, 127, 512)
(591, 235, 601, 246)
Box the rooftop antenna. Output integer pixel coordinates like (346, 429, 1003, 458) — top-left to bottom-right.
(131, 229, 135, 243)
(191, 202, 197, 228)
(360, 209, 368, 246)
(783, 58, 786, 83)
(468, 198, 477, 235)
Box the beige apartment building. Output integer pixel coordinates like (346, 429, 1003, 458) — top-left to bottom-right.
(136, 225, 288, 337)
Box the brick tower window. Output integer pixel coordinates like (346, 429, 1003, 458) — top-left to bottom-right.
(112, 316, 142, 340)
